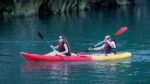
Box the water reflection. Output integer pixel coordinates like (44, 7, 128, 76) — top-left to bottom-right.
(22, 61, 131, 84)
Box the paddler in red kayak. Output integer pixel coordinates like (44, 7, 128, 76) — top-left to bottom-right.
(89, 35, 117, 55)
(46, 35, 71, 56)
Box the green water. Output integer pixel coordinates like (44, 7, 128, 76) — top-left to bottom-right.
(1, 0, 150, 84)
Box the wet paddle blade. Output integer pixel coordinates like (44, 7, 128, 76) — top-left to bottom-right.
(37, 31, 44, 39)
(114, 26, 128, 36)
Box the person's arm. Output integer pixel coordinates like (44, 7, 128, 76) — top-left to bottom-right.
(54, 45, 59, 49)
(106, 41, 116, 48)
(89, 44, 105, 51)
(51, 45, 59, 49)
(60, 44, 69, 54)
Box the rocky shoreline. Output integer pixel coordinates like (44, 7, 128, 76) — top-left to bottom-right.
(0, 0, 135, 17)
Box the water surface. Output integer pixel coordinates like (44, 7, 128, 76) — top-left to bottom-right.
(0, 0, 150, 84)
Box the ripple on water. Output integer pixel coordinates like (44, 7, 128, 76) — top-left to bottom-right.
(0, 51, 14, 63)
(0, 41, 55, 44)
(131, 49, 150, 62)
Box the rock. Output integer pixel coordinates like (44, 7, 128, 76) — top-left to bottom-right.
(0, 0, 135, 17)
(13, 0, 41, 16)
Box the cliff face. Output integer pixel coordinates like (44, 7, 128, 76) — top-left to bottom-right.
(0, 0, 15, 17)
(0, 0, 135, 17)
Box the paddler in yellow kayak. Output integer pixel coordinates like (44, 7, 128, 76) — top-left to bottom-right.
(88, 35, 117, 55)
(46, 35, 71, 56)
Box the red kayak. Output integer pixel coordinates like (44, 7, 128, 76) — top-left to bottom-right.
(21, 52, 92, 62)
(21, 52, 131, 62)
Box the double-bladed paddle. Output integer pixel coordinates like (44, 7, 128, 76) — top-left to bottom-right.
(37, 31, 66, 61)
(37, 31, 51, 46)
(85, 26, 128, 52)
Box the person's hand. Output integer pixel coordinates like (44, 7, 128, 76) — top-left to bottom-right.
(106, 40, 109, 43)
(88, 47, 93, 50)
(50, 45, 54, 49)
(104, 38, 107, 42)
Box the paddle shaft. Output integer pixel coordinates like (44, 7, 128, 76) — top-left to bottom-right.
(85, 26, 128, 52)
(94, 34, 115, 47)
(37, 31, 51, 47)
(37, 31, 66, 61)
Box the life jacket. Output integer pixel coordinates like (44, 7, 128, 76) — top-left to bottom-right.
(59, 42, 65, 52)
(103, 42, 111, 51)
(59, 42, 71, 56)
(103, 40, 116, 53)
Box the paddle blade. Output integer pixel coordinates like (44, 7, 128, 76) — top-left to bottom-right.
(37, 31, 44, 39)
(114, 26, 128, 36)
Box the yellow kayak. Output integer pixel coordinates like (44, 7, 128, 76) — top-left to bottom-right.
(86, 52, 132, 61)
